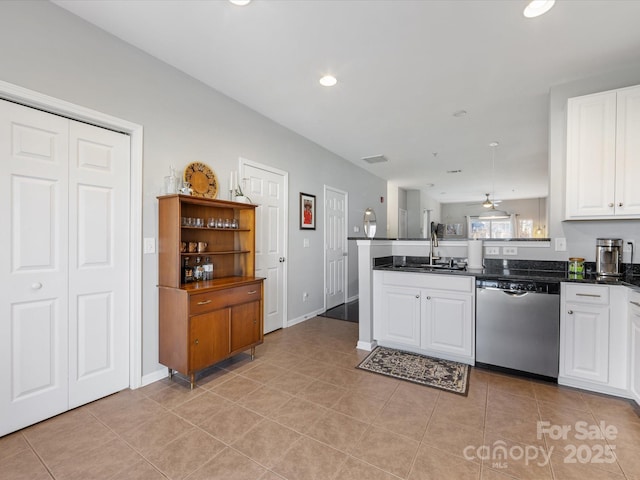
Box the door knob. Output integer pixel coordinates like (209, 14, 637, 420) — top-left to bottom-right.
(608, 203, 614, 207)
(194, 339, 199, 345)
(567, 310, 573, 314)
(618, 202, 623, 207)
(279, 257, 285, 263)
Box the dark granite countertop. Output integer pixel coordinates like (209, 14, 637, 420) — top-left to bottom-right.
(373, 256, 640, 289)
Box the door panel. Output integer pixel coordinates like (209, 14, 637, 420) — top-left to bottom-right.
(242, 161, 286, 333)
(231, 301, 261, 352)
(0, 100, 70, 436)
(68, 120, 130, 408)
(325, 187, 346, 310)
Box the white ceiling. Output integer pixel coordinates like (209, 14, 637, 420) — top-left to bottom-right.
(53, 0, 640, 203)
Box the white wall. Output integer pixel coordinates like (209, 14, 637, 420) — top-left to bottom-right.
(0, 1, 386, 377)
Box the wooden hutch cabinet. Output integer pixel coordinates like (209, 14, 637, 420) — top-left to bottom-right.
(157, 194, 264, 388)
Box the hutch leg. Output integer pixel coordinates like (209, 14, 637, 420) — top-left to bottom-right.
(168, 367, 173, 380)
(251, 345, 255, 360)
(190, 373, 196, 390)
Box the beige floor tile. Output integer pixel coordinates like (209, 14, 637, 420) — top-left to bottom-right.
(423, 418, 485, 458)
(197, 367, 238, 389)
(290, 357, 336, 379)
(272, 436, 347, 480)
(144, 427, 225, 479)
(187, 447, 266, 480)
(199, 404, 263, 444)
(171, 391, 232, 425)
(258, 471, 286, 480)
(269, 397, 327, 434)
(0, 449, 53, 480)
(217, 352, 262, 373)
(373, 399, 431, 441)
(147, 382, 206, 409)
(481, 432, 552, 480)
(615, 443, 640, 479)
(388, 381, 440, 411)
(48, 438, 142, 480)
(232, 419, 301, 469)
(86, 393, 167, 434)
(351, 426, 420, 478)
(265, 371, 315, 395)
(484, 409, 545, 448)
(487, 373, 536, 399)
(409, 443, 481, 480)
(237, 385, 293, 416)
(120, 412, 193, 455)
(0, 432, 30, 462)
(316, 366, 362, 388)
(305, 409, 369, 452)
(486, 389, 538, 417)
(331, 391, 387, 423)
(334, 456, 400, 480)
(432, 398, 486, 431)
(350, 371, 400, 402)
(532, 383, 590, 412)
(481, 466, 519, 479)
(296, 379, 347, 408)
(549, 448, 625, 480)
(239, 363, 288, 384)
(210, 375, 263, 401)
(111, 458, 166, 480)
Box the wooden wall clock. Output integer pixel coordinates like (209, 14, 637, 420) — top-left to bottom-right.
(184, 162, 218, 198)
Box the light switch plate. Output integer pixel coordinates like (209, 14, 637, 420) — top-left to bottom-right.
(555, 237, 567, 252)
(303, 238, 310, 248)
(353, 226, 360, 233)
(143, 237, 156, 254)
(485, 247, 499, 255)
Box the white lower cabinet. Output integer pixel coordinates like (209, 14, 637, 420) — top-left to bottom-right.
(629, 290, 640, 406)
(559, 283, 629, 397)
(373, 271, 475, 365)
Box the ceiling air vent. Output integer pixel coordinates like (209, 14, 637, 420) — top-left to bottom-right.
(362, 154, 388, 164)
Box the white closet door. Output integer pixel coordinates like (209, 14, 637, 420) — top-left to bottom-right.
(0, 100, 131, 436)
(68, 120, 130, 408)
(0, 100, 71, 435)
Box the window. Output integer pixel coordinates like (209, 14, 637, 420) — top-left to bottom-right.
(467, 214, 517, 239)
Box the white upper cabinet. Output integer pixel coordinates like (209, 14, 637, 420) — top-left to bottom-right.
(566, 85, 640, 219)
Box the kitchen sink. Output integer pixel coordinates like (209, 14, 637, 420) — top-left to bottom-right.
(393, 263, 466, 272)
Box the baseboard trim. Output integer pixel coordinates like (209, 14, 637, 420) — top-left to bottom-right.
(287, 307, 325, 328)
(140, 368, 168, 388)
(356, 340, 377, 351)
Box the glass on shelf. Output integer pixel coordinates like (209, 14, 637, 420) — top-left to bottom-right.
(207, 217, 215, 228)
(231, 219, 238, 229)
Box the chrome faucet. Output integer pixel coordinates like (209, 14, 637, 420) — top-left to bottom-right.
(429, 231, 440, 266)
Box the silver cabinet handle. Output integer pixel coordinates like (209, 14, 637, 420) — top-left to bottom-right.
(197, 299, 212, 305)
(415, 295, 420, 298)
(631, 301, 640, 307)
(426, 296, 431, 300)
(248, 290, 257, 295)
(576, 293, 601, 298)
(568, 310, 573, 314)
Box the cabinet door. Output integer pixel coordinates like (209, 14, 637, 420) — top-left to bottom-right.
(422, 292, 473, 359)
(562, 302, 610, 383)
(230, 301, 261, 353)
(566, 91, 617, 218)
(189, 310, 230, 372)
(377, 286, 422, 348)
(630, 298, 640, 406)
(615, 86, 640, 216)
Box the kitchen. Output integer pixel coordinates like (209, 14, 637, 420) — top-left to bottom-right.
(2, 1, 640, 479)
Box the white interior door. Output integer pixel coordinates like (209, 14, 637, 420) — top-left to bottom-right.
(240, 159, 287, 334)
(68, 120, 130, 408)
(0, 101, 70, 435)
(325, 186, 347, 310)
(0, 100, 130, 435)
(399, 208, 408, 238)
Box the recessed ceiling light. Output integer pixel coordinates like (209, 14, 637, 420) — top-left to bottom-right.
(523, 0, 555, 18)
(319, 75, 337, 87)
(229, 0, 251, 6)
(489, 141, 499, 147)
(425, 183, 435, 188)
(453, 110, 467, 117)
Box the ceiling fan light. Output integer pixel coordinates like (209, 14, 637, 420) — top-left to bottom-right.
(482, 193, 493, 208)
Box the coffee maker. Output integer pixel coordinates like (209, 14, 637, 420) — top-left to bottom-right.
(595, 238, 623, 277)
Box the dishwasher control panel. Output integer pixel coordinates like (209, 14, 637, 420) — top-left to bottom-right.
(476, 279, 560, 294)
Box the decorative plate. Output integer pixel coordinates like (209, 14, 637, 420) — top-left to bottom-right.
(184, 162, 218, 198)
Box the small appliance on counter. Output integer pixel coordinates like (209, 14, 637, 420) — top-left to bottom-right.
(595, 238, 623, 277)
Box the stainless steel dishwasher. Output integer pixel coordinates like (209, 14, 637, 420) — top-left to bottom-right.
(475, 279, 560, 380)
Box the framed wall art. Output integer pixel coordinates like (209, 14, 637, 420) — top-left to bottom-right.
(300, 192, 316, 230)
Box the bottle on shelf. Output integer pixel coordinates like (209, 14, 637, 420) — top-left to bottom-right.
(194, 256, 204, 282)
(203, 256, 213, 280)
(182, 257, 194, 284)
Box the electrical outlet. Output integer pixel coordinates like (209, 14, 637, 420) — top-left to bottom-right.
(555, 237, 567, 252)
(143, 237, 156, 254)
(503, 246, 518, 255)
(353, 226, 360, 233)
(485, 247, 499, 255)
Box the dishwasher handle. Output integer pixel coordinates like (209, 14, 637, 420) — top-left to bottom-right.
(478, 286, 529, 297)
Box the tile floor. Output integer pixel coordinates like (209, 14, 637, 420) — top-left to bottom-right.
(1, 316, 640, 480)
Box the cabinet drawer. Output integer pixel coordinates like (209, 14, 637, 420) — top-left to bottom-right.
(564, 284, 609, 305)
(189, 284, 262, 315)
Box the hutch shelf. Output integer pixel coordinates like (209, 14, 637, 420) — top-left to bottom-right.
(157, 194, 264, 388)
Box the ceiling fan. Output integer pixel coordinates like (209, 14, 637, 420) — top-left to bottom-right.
(466, 193, 502, 207)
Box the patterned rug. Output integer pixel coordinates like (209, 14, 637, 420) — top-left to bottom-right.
(356, 346, 469, 395)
